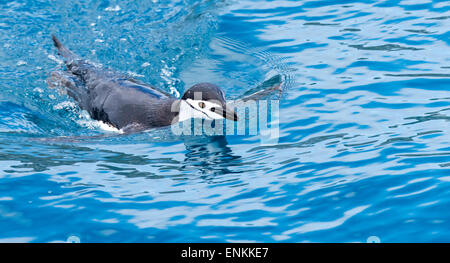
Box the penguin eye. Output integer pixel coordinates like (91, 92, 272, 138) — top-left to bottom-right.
(199, 102, 206, 109)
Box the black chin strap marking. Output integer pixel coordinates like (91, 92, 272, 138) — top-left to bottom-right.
(185, 100, 214, 120)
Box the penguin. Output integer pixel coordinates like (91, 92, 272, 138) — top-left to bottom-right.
(49, 35, 238, 133)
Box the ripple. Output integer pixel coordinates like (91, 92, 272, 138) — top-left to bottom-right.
(349, 44, 423, 51)
(283, 205, 370, 235)
(385, 73, 450, 77)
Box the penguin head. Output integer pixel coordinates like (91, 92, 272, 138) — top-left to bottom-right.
(178, 83, 238, 122)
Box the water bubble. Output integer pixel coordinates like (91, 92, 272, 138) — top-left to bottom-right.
(367, 236, 381, 243)
(16, 60, 27, 66)
(66, 235, 81, 243)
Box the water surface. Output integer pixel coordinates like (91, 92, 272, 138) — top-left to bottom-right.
(0, 0, 449, 242)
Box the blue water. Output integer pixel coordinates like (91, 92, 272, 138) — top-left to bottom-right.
(0, 0, 449, 243)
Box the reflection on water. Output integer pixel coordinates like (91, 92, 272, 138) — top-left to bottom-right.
(0, 0, 449, 242)
(183, 136, 241, 177)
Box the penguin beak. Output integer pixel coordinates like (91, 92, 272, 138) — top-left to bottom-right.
(222, 106, 238, 121)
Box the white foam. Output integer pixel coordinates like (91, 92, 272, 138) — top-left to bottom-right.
(170, 87, 180, 98)
(16, 60, 27, 66)
(105, 5, 121, 12)
(53, 101, 77, 110)
(127, 71, 145, 78)
(48, 54, 63, 64)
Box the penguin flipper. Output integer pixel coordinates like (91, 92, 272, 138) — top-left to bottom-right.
(231, 74, 283, 103)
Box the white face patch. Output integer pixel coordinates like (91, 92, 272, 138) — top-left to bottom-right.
(178, 99, 225, 122)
